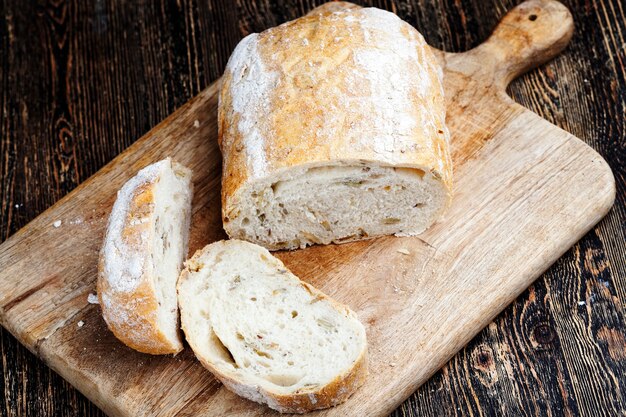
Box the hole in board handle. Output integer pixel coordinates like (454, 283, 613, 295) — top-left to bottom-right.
(529, 14, 538, 21)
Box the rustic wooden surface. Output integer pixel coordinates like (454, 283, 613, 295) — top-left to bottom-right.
(0, 0, 624, 416)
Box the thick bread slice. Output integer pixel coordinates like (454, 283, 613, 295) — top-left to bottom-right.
(218, 2, 452, 250)
(177, 240, 368, 413)
(98, 158, 193, 355)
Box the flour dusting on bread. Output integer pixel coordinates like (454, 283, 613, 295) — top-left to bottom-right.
(222, 34, 278, 178)
(219, 2, 453, 250)
(98, 158, 193, 355)
(101, 161, 162, 293)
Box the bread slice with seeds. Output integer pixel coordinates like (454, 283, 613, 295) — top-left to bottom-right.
(98, 158, 193, 355)
(177, 239, 368, 413)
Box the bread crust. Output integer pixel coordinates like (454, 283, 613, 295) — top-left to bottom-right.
(97, 159, 187, 355)
(178, 239, 368, 413)
(219, 2, 452, 235)
(203, 344, 367, 414)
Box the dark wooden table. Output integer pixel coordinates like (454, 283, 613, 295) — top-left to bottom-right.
(1, 0, 624, 416)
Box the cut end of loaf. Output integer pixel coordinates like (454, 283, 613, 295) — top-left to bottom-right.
(223, 162, 450, 250)
(218, 1, 453, 251)
(98, 158, 193, 355)
(177, 240, 368, 413)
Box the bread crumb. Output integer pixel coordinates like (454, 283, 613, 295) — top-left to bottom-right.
(397, 248, 410, 255)
(53, 220, 62, 228)
(389, 362, 397, 367)
(193, 119, 200, 128)
(77, 320, 84, 328)
(87, 293, 99, 304)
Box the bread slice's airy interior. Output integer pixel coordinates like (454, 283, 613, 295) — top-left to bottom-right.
(98, 158, 193, 354)
(177, 239, 368, 413)
(150, 160, 193, 348)
(225, 163, 449, 250)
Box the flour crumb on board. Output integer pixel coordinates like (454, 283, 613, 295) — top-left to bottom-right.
(87, 293, 99, 304)
(397, 248, 410, 255)
(77, 320, 84, 328)
(53, 220, 62, 228)
(193, 119, 200, 128)
(578, 300, 586, 306)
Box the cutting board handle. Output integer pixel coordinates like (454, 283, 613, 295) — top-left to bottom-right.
(476, 0, 574, 87)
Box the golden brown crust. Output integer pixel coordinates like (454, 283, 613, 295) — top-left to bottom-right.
(97, 163, 183, 355)
(97, 280, 179, 355)
(219, 1, 452, 226)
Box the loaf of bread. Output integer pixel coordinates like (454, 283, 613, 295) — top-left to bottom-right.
(177, 239, 368, 413)
(98, 158, 193, 355)
(218, 1, 452, 250)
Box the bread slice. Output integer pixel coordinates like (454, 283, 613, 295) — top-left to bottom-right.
(177, 240, 368, 413)
(218, 2, 452, 250)
(98, 158, 193, 355)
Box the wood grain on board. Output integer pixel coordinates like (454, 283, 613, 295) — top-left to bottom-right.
(1, 0, 624, 416)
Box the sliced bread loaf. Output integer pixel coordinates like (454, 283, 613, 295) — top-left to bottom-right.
(218, 2, 452, 250)
(98, 158, 193, 355)
(177, 239, 368, 413)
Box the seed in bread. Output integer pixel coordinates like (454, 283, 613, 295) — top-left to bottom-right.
(98, 158, 193, 355)
(177, 239, 368, 413)
(218, 1, 452, 250)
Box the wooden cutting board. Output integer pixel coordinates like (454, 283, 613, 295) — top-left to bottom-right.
(0, 1, 616, 416)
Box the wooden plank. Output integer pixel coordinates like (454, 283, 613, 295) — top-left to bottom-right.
(0, 1, 618, 416)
